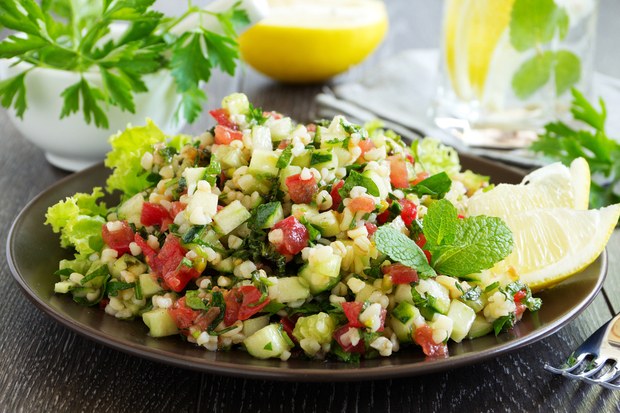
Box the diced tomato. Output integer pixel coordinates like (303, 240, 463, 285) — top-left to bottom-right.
(330, 180, 345, 210)
(412, 171, 430, 185)
(382, 263, 419, 284)
(399, 199, 418, 226)
(270, 216, 309, 256)
(414, 324, 448, 357)
(364, 222, 378, 236)
(513, 290, 527, 302)
(348, 197, 376, 213)
(405, 153, 415, 164)
(133, 233, 158, 264)
(377, 209, 390, 225)
(101, 221, 134, 256)
(457, 214, 465, 219)
(214, 125, 244, 145)
(415, 233, 427, 248)
(333, 325, 365, 353)
(388, 156, 409, 189)
(280, 317, 297, 343)
(170, 201, 187, 219)
(285, 173, 318, 204)
(237, 285, 271, 320)
(141, 202, 173, 231)
(264, 110, 283, 120)
(306, 123, 317, 132)
(358, 139, 375, 156)
(209, 108, 236, 129)
(99, 298, 110, 310)
(168, 297, 199, 331)
(138, 234, 199, 292)
(277, 140, 290, 149)
(341, 302, 365, 328)
(223, 289, 243, 326)
(514, 290, 527, 320)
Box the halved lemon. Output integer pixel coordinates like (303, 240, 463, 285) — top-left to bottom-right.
(467, 157, 590, 217)
(239, 0, 388, 83)
(501, 205, 620, 291)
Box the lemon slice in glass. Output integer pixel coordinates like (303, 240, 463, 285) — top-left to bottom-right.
(239, 0, 388, 83)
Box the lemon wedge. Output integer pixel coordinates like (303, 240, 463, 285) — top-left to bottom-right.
(467, 157, 590, 217)
(501, 205, 620, 291)
(443, 0, 515, 99)
(238, 0, 388, 83)
(467, 157, 616, 292)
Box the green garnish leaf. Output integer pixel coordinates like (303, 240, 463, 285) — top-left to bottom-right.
(554, 50, 581, 96)
(407, 172, 452, 199)
(374, 226, 436, 279)
(106, 280, 135, 297)
(310, 151, 333, 166)
(509, 0, 569, 52)
(422, 199, 458, 246)
(0, 73, 28, 118)
(512, 51, 554, 99)
(339, 170, 380, 198)
(276, 145, 293, 168)
(252, 202, 282, 229)
(185, 290, 208, 311)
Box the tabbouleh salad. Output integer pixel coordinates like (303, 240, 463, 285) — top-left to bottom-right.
(45, 93, 541, 362)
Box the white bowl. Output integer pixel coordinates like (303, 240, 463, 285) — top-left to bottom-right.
(1, 60, 183, 171)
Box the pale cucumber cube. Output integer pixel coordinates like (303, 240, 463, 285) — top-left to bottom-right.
(291, 204, 319, 220)
(415, 279, 451, 315)
(268, 117, 293, 141)
(290, 150, 311, 168)
(447, 299, 476, 342)
(308, 211, 340, 237)
(362, 169, 390, 199)
(222, 93, 250, 115)
(248, 149, 279, 178)
(252, 126, 272, 152)
(268, 276, 310, 303)
(213, 200, 251, 235)
(54, 280, 74, 294)
(467, 315, 494, 339)
(279, 165, 302, 191)
(242, 315, 270, 337)
(143, 308, 179, 337)
(243, 323, 292, 359)
(213, 257, 234, 273)
(299, 253, 342, 294)
(393, 284, 414, 304)
(212, 144, 247, 169)
(139, 273, 163, 297)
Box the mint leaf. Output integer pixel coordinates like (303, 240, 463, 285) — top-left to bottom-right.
(340, 170, 380, 198)
(407, 172, 452, 199)
(431, 216, 514, 278)
(374, 226, 436, 279)
(510, 0, 569, 51)
(511, 51, 554, 99)
(185, 290, 208, 311)
(555, 51, 581, 96)
(422, 199, 457, 247)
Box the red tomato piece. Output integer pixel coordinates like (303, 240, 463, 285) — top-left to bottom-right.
(133, 233, 158, 265)
(389, 156, 410, 189)
(285, 173, 318, 204)
(330, 180, 345, 210)
(364, 222, 378, 236)
(412, 171, 430, 185)
(271, 216, 310, 256)
(237, 285, 271, 320)
(377, 209, 390, 225)
(170, 201, 187, 219)
(414, 324, 448, 357)
(513, 290, 527, 320)
(341, 302, 365, 328)
(382, 264, 419, 284)
(399, 199, 418, 226)
(264, 110, 283, 120)
(209, 108, 236, 129)
(513, 290, 527, 303)
(415, 233, 427, 248)
(280, 317, 297, 343)
(306, 123, 317, 132)
(223, 288, 243, 326)
(214, 125, 244, 145)
(405, 153, 415, 164)
(157, 235, 200, 292)
(358, 139, 375, 156)
(141, 202, 173, 230)
(348, 197, 376, 213)
(101, 221, 134, 256)
(333, 325, 365, 353)
(168, 297, 199, 331)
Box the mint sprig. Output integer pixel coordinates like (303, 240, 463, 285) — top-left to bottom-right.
(374, 226, 436, 279)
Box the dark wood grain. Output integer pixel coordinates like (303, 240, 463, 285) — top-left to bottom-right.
(2, 1, 620, 412)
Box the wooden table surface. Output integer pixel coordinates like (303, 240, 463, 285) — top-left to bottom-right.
(2, 1, 620, 412)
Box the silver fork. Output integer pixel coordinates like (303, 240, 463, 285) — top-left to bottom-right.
(545, 313, 620, 389)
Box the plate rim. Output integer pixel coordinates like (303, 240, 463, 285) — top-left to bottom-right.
(6, 160, 608, 382)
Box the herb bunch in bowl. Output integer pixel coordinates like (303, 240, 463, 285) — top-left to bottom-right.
(0, 0, 253, 128)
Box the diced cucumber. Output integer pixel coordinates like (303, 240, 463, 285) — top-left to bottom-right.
(290, 149, 311, 167)
(447, 299, 476, 343)
(467, 315, 493, 339)
(362, 170, 390, 199)
(268, 117, 293, 141)
(142, 308, 179, 337)
(237, 173, 271, 195)
(310, 149, 338, 171)
(459, 293, 487, 313)
(212, 145, 247, 169)
(213, 200, 251, 235)
(117, 193, 144, 226)
(252, 126, 272, 152)
(268, 276, 311, 303)
(243, 323, 292, 359)
(242, 315, 270, 337)
(415, 279, 451, 315)
(139, 273, 163, 298)
(354, 283, 376, 303)
(308, 211, 340, 238)
(332, 147, 352, 167)
(248, 149, 280, 178)
(54, 280, 74, 294)
(389, 316, 416, 343)
(213, 257, 234, 273)
(254, 202, 284, 229)
(222, 92, 249, 115)
(291, 204, 319, 220)
(392, 301, 419, 324)
(393, 283, 414, 304)
(429, 314, 454, 343)
(298, 253, 342, 294)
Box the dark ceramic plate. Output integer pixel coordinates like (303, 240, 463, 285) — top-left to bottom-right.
(7, 155, 607, 382)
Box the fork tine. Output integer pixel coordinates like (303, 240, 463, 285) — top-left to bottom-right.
(544, 352, 591, 374)
(583, 365, 620, 390)
(579, 356, 608, 378)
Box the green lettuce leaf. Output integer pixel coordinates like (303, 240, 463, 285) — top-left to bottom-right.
(45, 187, 107, 255)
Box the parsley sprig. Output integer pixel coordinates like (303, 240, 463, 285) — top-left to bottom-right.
(0, 0, 250, 128)
(531, 88, 620, 208)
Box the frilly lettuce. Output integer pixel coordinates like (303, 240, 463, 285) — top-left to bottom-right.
(105, 119, 194, 197)
(412, 137, 461, 177)
(45, 188, 107, 255)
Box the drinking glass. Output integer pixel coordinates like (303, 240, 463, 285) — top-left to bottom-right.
(432, 0, 598, 148)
